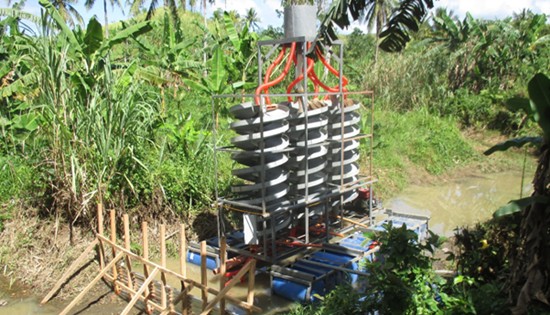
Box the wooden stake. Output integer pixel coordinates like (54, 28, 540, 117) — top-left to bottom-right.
(200, 259, 256, 315)
(180, 223, 187, 315)
(246, 259, 256, 315)
(160, 224, 167, 308)
(201, 241, 208, 311)
(180, 224, 186, 278)
(123, 214, 133, 290)
(110, 210, 118, 286)
(120, 267, 159, 315)
(142, 221, 151, 309)
(97, 204, 104, 269)
(59, 252, 124, 315)
(41, 239, 99, 304)
(219, 237, 227, 315)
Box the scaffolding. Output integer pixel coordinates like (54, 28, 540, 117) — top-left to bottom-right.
(212, 36, 377, 264)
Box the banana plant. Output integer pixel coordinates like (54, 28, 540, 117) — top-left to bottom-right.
(218, 11, 258, 88)
(184, 45, 244, 125)
(484, 73, 550, 217)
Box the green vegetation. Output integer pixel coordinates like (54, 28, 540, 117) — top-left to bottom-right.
(287, 224, 475, 314)
(370, 108, 473, 195)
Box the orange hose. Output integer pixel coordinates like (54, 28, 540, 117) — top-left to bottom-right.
(255, 42, 296, 105)
(261, 46, 287, 104)
(315, 46, 349, 99)
(286, 57, 315, 102)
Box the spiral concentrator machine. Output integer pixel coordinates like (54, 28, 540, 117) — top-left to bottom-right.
(211, 5, 377, 265)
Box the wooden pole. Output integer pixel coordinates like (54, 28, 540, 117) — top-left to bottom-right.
(41, 239, 99, 304)
(200, 259, 255, 315)
(337, 215, 370, 229)
(123, 214, 133, 290)
(97, 235, 262, 313)
(97, 204, 104, 269)
(160, 224, 167, 309)
(120, 267, 160, 315)
(219, 237, 227, 315)
(110, 209, 118, 289)
(200, 241, 208, 311)
(246, 259, 256, 315)
(142, 221, 152, 312)
(59, 252, 124, 315)
(180, 223, 187, 315)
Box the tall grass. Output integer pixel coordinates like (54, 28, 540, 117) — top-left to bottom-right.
(366, 107, 474, 197)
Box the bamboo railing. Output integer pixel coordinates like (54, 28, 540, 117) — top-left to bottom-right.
(41, 204, 260, 315)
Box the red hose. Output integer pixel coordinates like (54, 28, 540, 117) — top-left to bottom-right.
(315, 46, 349, 99)
(286, 57, 315, 102)
(261, 46, 287, 104)
(255, 42, 296, 105)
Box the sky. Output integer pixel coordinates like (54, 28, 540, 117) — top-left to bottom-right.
(9, 0, 550, 33)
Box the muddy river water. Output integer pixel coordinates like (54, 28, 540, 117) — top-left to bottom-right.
(0, 171, 533, 314)
(386, 171, 532, 236)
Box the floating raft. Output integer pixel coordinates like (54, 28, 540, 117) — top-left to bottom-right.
(270, 234, 375, 303)
(186, 211, 430, 303)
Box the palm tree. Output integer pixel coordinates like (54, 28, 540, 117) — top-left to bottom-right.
(320, 0, 435, 52)
(361, 0, 397, 62)
(49, 0, 84, 26)
(84, 0, 123, 37)
(244, 7, 260, 32)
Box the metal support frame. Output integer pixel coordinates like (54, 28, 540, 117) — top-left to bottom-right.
(212, 37, 377, 264)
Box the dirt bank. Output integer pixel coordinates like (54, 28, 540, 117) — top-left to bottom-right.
(0, 205, 218, 311)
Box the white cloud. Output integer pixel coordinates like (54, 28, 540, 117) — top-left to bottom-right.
(435, 0, 549, 20)
(208, 0, 283, 29)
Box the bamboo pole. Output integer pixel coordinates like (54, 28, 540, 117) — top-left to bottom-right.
(160, 224, 167, 308)
(110, 210, 118, 290)
(123, 214, 133, 290)
(142, 221, 152, 312)
(97, 235, 261, 313)
(103, 274, 164, 311)
(59, 252, 124, 315)
(246, 259, 256, 315)
(337, 215, 370, 229)
(201, 241, 208, 311)
(41, 239, 99, 304)
(173, 282, 194, 304)
(97, 204, 104, 269)
(180, 223, 187, 315)
(200, 259, 256, 315)
(219, 237, 227, 315)
(120, 267, 159, 315)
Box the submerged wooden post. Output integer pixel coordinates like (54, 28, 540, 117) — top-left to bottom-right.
(40, 239, 99, 305)
(97, 204, 104, 269)
(246, 259, 256, 315)
(110, 210, 119, 292)
(59, 252, 125, 315)
(160, 224, 167, 308)
(123, 214, 133, 290)
(219, 237, 227, 315)
(200, 259, 256, 315)
(180, 223, 188, 315)
(201, 241, 208, 311)
(120, 267, 160, 315)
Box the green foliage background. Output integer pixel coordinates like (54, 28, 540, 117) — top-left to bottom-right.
(1, 3, 548, 226)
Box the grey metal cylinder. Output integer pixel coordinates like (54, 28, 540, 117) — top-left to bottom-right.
(283, 5, 317, 41)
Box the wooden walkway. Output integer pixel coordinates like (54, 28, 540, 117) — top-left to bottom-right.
(41, 204, 260, 315)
